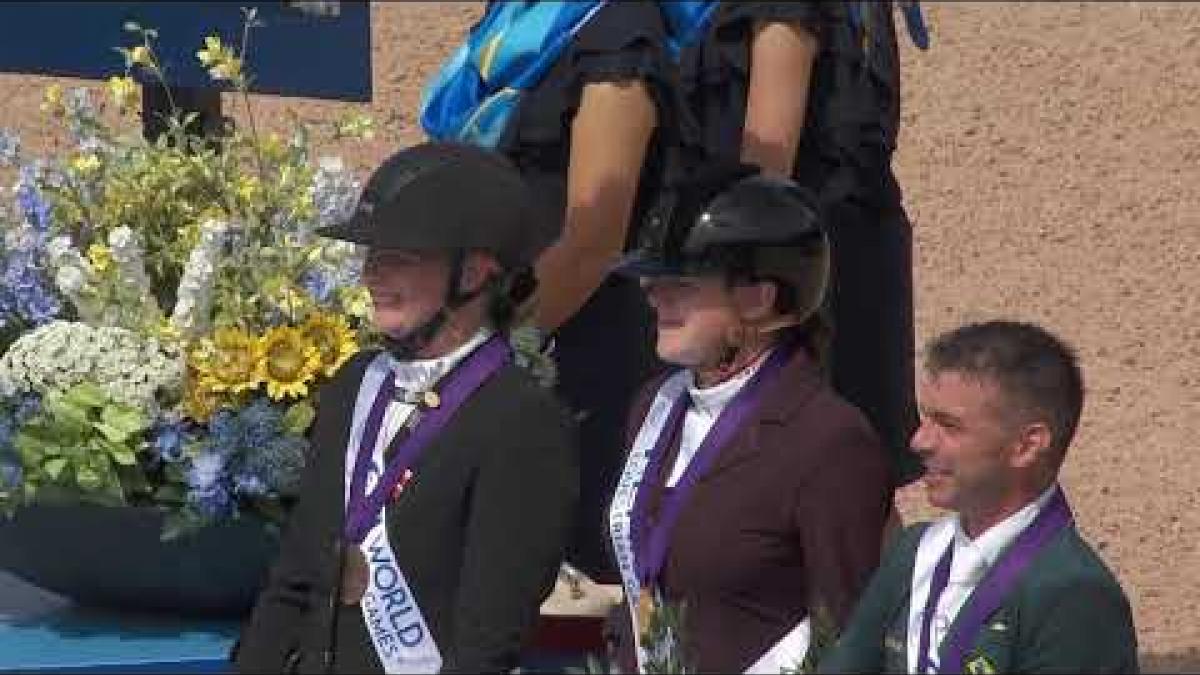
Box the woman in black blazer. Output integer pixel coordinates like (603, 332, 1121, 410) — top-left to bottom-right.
(235, 143, 579, 674)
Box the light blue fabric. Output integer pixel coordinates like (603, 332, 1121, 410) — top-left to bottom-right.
(419, 1, 716, 148)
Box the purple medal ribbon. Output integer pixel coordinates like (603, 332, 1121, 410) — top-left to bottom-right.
(343, 335, 511, 544)
(917, 487, 1074, 673)
(629, 335, 800, 588)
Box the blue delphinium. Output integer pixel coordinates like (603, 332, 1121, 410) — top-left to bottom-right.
(2, 166, 62, 330)
(298, 268, 336, 305)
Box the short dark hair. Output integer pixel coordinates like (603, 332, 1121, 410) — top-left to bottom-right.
(924, 321, 1084, 460)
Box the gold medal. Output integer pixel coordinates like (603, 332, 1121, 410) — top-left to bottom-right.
(340, 546, 370, 605)
(635, 589, 656, 636)
(422, 390, 440, 409)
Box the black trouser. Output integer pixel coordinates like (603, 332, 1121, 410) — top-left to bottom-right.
(553, 276, 663, 582)
(824, 184, 923, 487)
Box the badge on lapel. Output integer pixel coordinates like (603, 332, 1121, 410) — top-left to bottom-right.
(965, 653, 998, 674)
(390, 468, 415, 503)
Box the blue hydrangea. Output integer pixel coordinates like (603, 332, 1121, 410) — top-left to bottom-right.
(238, 434, 308, 496)
(13, 394, 41, 424)
(240, 398, 283, 450)
(187, 481, 233, 518)
(185, 451, 233, 518)
(232, 473, 268, 498)
(0, 460, 21, 491)
(151, 422, 188, 463)
(0, 415, 14, 454)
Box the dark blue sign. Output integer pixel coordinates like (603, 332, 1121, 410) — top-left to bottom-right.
(0, 1, 372, 102)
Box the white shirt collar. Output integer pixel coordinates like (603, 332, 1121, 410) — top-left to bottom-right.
(685, 349, 770, 418)
(387, 329, 493, 391)
(951, 484, 1059, 581)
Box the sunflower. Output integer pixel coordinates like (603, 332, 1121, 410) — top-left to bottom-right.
(194, 327, 263, 395)
(182, 372, 225, 423)
(300, 312, 359, 377)
(259, 326, 321, 401)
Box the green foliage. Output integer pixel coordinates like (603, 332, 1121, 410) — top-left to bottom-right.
(6, 383, 150, 509)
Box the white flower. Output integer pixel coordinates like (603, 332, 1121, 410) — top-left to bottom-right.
(0, 321, 184, 414)
(55, 266, 86, 294)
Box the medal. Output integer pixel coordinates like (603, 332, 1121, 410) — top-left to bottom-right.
(635, 589, 656, 637)
(340, 545, 371, 605)
(422, 390, 440, 409)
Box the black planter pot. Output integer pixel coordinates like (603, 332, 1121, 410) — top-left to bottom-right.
(0, 504, 280, 617)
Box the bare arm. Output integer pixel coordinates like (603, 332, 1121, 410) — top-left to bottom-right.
(741, 20, 820, 178)
(531, 80, 657, 332)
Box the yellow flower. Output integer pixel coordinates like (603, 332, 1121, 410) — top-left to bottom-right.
(235, 174, 262, 204)
(195, 36, 225, 67)
(41, 84, 64, 116)
(107, 75, 139, 113)
(72, 153, 103, 177)
(334, 112, 376, 141)
(183, 374, 225, 423)
(196, 35, 242, 83)
(301, 312, 359, 377)
(86, 243, 113, 272)
(195, 327, 263, 395)
(129, 45, 152, 68)
(339, 286, 374, 321)
(259, 326, 321, 401)
(208, 57, 243, 83)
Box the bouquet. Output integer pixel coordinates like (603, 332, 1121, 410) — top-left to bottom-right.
(0, 13, 378, 536)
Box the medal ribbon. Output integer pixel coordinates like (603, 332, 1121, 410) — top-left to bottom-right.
(344, 335, 511, 544)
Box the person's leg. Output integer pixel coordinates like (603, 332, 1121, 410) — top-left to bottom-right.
(825, 195, 922, 489)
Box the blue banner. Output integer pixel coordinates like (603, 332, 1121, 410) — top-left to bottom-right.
(0, 2, 371, 102)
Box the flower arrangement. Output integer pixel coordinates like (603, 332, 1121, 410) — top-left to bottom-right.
(0, 12, 376, 536)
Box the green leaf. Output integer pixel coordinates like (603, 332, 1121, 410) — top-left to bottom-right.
(13, 430, 53, 463)
(93, 421, 127, 444)
(282, 401, 316, 434)
(100, 404, 148, 439)
(43, 457, 68, 480)
(76, 466, 102, 490)
(109, 446, 138, 466)
(44, 397, 91, 435)
(64, 382, 108, 410)
(153, 483, 186, 504)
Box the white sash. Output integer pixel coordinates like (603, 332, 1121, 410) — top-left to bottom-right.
(743, 620, 811, 674)
(344, 355, 443, 674)
(609, 370, 689, 673)
(607, 369, 814, 674)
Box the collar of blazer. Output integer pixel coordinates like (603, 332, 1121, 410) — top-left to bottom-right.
(691, 346, 826, 482)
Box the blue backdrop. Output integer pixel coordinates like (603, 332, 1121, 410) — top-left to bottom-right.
(0, 1, 371, 101)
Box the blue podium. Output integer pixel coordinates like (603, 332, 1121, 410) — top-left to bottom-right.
(0, 571, 236, 673)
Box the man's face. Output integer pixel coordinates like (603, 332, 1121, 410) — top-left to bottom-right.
(362, 248, 451, 339)
(641, 275, 743, 368)
(911, 370, 1023, 513)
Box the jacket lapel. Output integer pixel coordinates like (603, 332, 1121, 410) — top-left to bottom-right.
(699, 347, 824, 482)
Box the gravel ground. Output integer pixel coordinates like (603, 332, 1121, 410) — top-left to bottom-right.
(0, 2, 1195, 670)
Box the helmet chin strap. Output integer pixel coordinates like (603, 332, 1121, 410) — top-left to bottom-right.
(382, 251, 490, 360)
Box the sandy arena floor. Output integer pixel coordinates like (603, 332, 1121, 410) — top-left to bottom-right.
(0, 2, 1196, 670)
